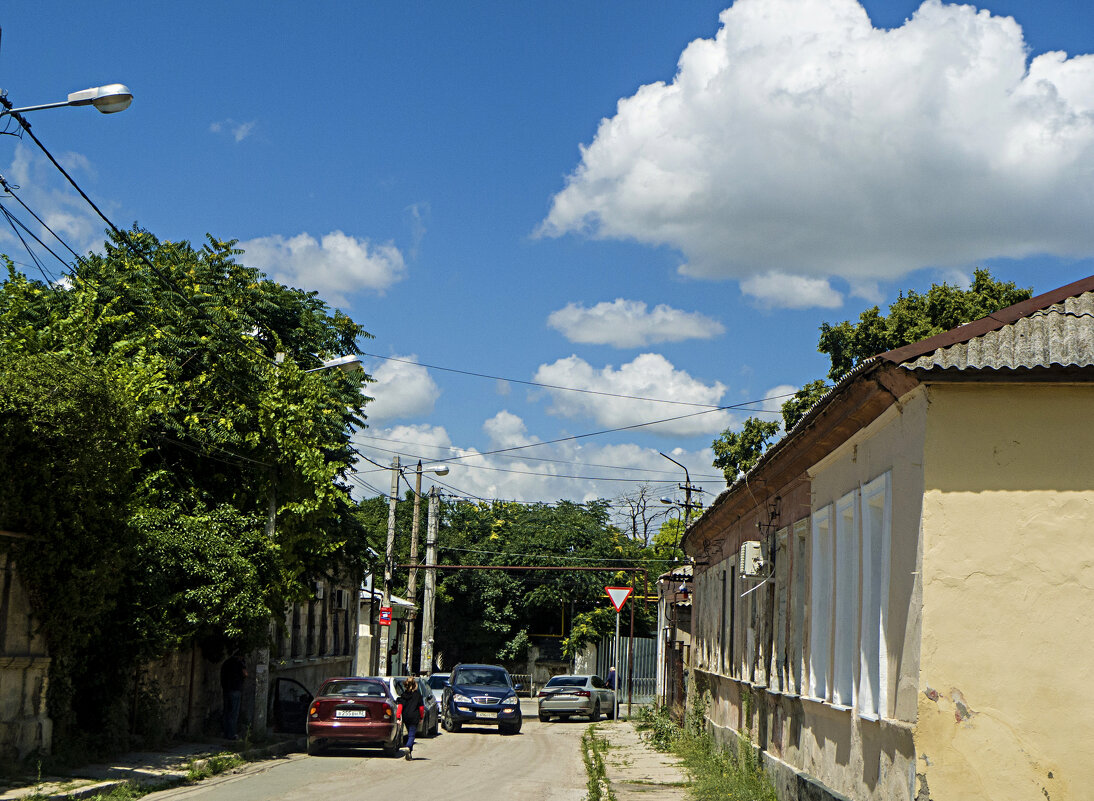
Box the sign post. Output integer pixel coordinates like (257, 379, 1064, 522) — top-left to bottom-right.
(605, 586, 633, 721)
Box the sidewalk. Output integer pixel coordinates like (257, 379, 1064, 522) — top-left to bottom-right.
(0, 737, 303, 801)
(596, 718, 690, 800)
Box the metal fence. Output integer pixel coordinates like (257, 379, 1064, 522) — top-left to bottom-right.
(510, 673, 533, 696)
(596, 635, 656, 704)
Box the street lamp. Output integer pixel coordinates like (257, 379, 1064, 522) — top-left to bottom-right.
(0, 84, 134, 117)
(378, 457, 450, 676)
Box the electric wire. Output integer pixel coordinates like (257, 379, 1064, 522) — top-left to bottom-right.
(362, 352, 731, 408)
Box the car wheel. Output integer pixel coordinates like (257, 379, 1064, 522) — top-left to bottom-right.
(443, 707, 462, 732)
(590, 702, 600, 722)
(606, 703, 616, 720)
(429, 711, 440, 737)
(539, 711, 550, 722)
(500, 719, 521, 735)
(382, 740, 400, 758)
(306, 737, 325, 756)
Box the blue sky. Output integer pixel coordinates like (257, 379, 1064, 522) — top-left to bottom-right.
(3, 0, 1094, 511)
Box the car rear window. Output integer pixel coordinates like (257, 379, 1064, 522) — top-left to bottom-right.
(545, 676, 587, 687)
(322, 680, 386, 697)
(453, 668, 509, 686)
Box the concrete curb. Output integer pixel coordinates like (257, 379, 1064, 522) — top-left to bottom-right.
(0, 737, 304, 801)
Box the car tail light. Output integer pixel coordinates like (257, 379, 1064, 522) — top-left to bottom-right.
(309, 704, 319, 718)
(575, 690, 591, 697)
(383, 704, 393, 720)
(537, 691, 549, 698)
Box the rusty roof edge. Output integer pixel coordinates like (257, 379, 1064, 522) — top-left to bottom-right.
(683, 356, 886, 550)
(878, 274, 1094, 366)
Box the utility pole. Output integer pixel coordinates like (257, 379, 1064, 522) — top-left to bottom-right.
(403, 461, 425, 674)
(659, 453, 702, 550)
(419, 487, 439, 675)
(378, 456, 399, 676)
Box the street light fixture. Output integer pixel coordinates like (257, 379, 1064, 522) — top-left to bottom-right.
(0, 84, 134, 117)
(378, 457, 450, 676)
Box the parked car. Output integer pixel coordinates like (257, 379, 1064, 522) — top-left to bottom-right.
(441, 663, 522, 734)
(376, 676, 440, 737)
(425, 672, 450, 704)
(537, 674, 615, 722)
(305, 677, 403, 756)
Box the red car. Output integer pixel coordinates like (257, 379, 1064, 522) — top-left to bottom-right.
(306, 677, 403, 756)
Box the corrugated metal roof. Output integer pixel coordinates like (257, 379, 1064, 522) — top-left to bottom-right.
(904, 290, 1094, 371)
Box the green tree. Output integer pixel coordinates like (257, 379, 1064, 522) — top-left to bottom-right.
(0, 226, 374, 752)
(817, 268, 1031, 380)
(711, 269, 1031, 483)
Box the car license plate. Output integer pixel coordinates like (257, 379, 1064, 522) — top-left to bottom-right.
(555, 694, 575, 700)
(477, 711, 498, 719)
(335, 709, 369, 718)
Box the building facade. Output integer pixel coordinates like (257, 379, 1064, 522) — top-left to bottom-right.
(684, 278, 1094, 801)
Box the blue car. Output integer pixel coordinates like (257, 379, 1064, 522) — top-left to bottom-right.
(441, 663, 523, 735)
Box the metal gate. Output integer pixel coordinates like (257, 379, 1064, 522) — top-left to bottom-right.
(596, 635, 655, 704)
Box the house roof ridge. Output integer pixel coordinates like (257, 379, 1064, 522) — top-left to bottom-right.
(878, 273, 1094, 365)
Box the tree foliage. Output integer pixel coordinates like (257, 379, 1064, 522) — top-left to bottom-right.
(712, 270, 1031, 483)
(0, 227, 373, 750)
(367, 498, 662, 668)
(817, 268, 1031, 380)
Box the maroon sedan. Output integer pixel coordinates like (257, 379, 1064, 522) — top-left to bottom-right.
(306, 677, 403, 756)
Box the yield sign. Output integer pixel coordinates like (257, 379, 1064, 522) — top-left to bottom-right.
(605, 586, 633, 612)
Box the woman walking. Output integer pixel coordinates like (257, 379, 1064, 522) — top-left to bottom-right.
(396, 676, 426, 760)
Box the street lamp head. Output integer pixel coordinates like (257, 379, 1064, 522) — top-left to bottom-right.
(660, 497, 675, 505)
(318, 354, 363, 373)
(67, 83, 133, 114)
(424, 464, 449, 477)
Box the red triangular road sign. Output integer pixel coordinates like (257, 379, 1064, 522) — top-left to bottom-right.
(605, 586, 633, 612)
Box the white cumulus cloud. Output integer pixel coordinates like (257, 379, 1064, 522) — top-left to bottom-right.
(548, 299, 725, 347)
(533, 353, 735, 436)
(740, 273, 844, 309)
(354, 420, 721, 504)
(240, 231, 406, 306)
(540, 0, 1094, 302)
(363, 356, 440, 423)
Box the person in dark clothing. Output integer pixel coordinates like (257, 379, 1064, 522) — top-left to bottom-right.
(396, 676, 426, 760)
(220, 654, 248, 740)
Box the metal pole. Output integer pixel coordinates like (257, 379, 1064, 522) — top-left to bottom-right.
(378, 456, 399, 676)
(404, 461, 424, 673)
(419, 487, 439, 675)
(628, 586, 635, 717)
(613, 609, 620, 721)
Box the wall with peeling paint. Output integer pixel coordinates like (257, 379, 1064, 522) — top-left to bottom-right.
(917, 383, 1094, 801)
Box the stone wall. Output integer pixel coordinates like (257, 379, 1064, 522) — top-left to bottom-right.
(0, 553, 51, 761)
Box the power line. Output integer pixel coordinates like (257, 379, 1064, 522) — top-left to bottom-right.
(352, 431, 725, 479)
(364, 351, 759, 409)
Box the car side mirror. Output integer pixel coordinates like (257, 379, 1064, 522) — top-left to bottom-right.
(514, 683, 523, 691)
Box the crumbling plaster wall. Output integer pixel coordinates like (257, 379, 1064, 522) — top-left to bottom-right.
(0, 554, 50, 761)
(917, 382, 1094, 801)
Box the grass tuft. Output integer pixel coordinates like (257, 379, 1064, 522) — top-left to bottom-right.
(636, 706, 777, 801)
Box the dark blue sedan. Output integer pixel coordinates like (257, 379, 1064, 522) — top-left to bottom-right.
(441, 663, 522, 735)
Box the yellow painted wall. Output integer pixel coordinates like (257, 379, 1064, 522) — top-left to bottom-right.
(918, 383, 1094, 801)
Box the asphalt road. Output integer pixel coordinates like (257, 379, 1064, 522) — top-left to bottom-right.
(144, 701, 588, 801)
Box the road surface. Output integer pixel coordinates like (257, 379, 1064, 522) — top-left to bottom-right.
(145, 701, 588, 801)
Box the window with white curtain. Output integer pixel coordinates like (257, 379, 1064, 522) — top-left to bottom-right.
(808, 505, 833, 700)
(858, 472, 892, 719)
(832, 491, 859, 707)
(790, 518, 808, 695)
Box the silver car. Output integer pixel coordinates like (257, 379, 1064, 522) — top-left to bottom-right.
(537, 674, 615, 722)
(376, 676, 440, 737)
(425, 672, 450, 704)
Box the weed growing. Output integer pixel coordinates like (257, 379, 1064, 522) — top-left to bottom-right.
(636, 705, 777, 801)
(581, 726, 616, 801)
